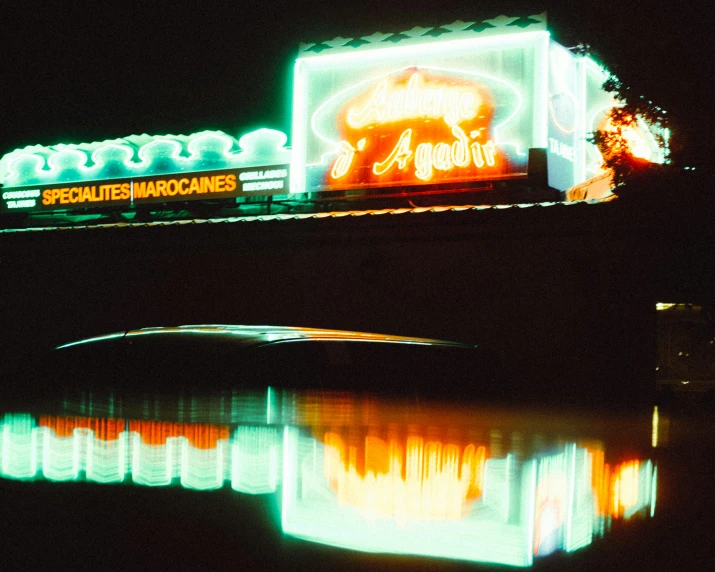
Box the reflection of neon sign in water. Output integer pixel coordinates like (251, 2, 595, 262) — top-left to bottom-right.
(534, 464, 567, 555)
(327, 69, 507, 186)
(0, 413, 282, 492)
(610, 460, 647, 518)
(324, 432, 486, 521)
(1, 405, 658, 568)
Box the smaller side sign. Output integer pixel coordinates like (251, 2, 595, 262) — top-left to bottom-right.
(0, 165, 290, 214)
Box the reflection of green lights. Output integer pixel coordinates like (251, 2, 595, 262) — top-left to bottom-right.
(231, 426, 281, 494)
(0, 407, 658, 567)
(281, 430, 537, 566)
(0, 414, 277, 493)
(1, 413, 37, 479)
(650, 466, 657, 518)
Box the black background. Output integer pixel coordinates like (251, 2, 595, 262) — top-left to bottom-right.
(1, 0, 712, 163)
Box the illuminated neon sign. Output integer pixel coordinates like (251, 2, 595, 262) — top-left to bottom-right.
(292, 28, 548, 194)
(0, 166, 289, 214)
(326, 70, 510, 188)
(293, 19, 668, 198)
(1, 396, 658, 567)
(0, 128, 291, 214)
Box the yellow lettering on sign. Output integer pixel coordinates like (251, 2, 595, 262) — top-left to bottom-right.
(225, 174, 237, 192)
(373, 129, 413, 176)
(451, 126, 470, 168)
(30, 172, 240, 209)
(134, 181, 146, 199)
(166, 179, 179, 196)
(348, 73, 479, 129)
(369, 126, 499, 182)
(433, 142, 452, 171)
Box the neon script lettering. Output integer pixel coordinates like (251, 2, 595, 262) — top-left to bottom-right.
(329, 70, 501, 186)
(334, 127, 496, 182)
(347, 73, 479, 128)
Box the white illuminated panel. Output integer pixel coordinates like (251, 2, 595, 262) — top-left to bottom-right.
(292, 31, 550, 194)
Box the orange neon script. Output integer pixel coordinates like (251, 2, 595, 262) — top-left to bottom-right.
(328, 69, 510, 188)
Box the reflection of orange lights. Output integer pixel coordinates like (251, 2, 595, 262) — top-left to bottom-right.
(296, 391, 360, 427)
(610, 460, 640, 518)
(40, 415, 125, 441)
(587, 450, 642, 519)
(589, 448, 610, 517)
(128, 420, 229, 449)
(324, 432, 486, 521)
(39, 416, 229, 449)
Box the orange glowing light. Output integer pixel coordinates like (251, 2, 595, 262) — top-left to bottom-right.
(39, 415, 125, 441)
(329, 70, 509, 188)
(599, 113, 653, 162)
(588, 448, 610, 517)
(610, 460, 641, 518)
(128, 420, 230, 449)
(323, 431, 486, 521)
(39, 416, 229, 450)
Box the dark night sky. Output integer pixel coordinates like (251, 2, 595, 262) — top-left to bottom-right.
(1, 0, 712, 166)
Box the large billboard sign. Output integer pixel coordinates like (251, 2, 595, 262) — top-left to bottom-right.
(292, 26, 550, 194)
(1, 14, 669, 220)
(292, 16, 667, 196)
(0, 165, 290, 214)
